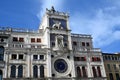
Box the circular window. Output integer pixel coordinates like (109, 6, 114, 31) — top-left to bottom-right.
(54, 59, 68, 73)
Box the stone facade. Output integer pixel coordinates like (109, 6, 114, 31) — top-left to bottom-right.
(103, 53, 120, 80)
(0, 7, 106, 80)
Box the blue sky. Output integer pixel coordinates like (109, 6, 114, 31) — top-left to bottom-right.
(0, 0, 120, 53)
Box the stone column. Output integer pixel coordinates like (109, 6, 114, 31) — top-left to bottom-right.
(16, 65, 18, 78)
(46, 52, 51, 78)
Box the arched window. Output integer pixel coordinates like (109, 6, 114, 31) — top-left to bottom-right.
(82, 66, 87, 77)
(33, 65, 38, 78)
(0, 70, 2, 80)
(97, 66, 101, 77)
(40, 65, 44, 78)
(76, 66, 81, 77)
(116, 73, 120, 80)
(10, 65, 16, 78)
(18, 65, 23, 78)
(109, 73, 113, 80)
(0, 46, 4, 61)
(92, 66, 97, 77)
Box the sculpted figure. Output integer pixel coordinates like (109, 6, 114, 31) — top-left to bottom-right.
(52, 22, 61, 29)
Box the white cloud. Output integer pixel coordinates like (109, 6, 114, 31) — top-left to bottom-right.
(70, 6, 120, 48)
(109, 0, 120, 7)
(37, 0, 64, 20)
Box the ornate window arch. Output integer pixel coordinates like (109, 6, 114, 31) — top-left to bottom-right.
(0, 46, 4, 61)
(97, 66, 101, 77)
(18, 65, 23, 77)
(92, 66, 97, 77)
(0, 70, 2, 80)
(76, 66, 81, 77)
(33, 65, 38, 78)
(40, 65, 44, 78)
(10, 65, 16, 78)
(82, 66, 87, 77)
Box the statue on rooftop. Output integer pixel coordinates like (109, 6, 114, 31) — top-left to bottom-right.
(46, 6, 56, 13)
(51, 6, 55, 12)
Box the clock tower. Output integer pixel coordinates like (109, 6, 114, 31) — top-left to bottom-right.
(39, 6, 75, 78)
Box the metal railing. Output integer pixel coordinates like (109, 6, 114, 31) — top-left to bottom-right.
(71, 33, 91, 38)
(0, 27, 43, 33)
(73, 48, 101, 52)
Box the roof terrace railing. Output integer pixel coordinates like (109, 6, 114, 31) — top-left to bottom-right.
(71, 33, 92, 38)
(0, 27, 43, 33)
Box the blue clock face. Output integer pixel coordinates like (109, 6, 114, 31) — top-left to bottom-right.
(54, 59, 68, 73)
